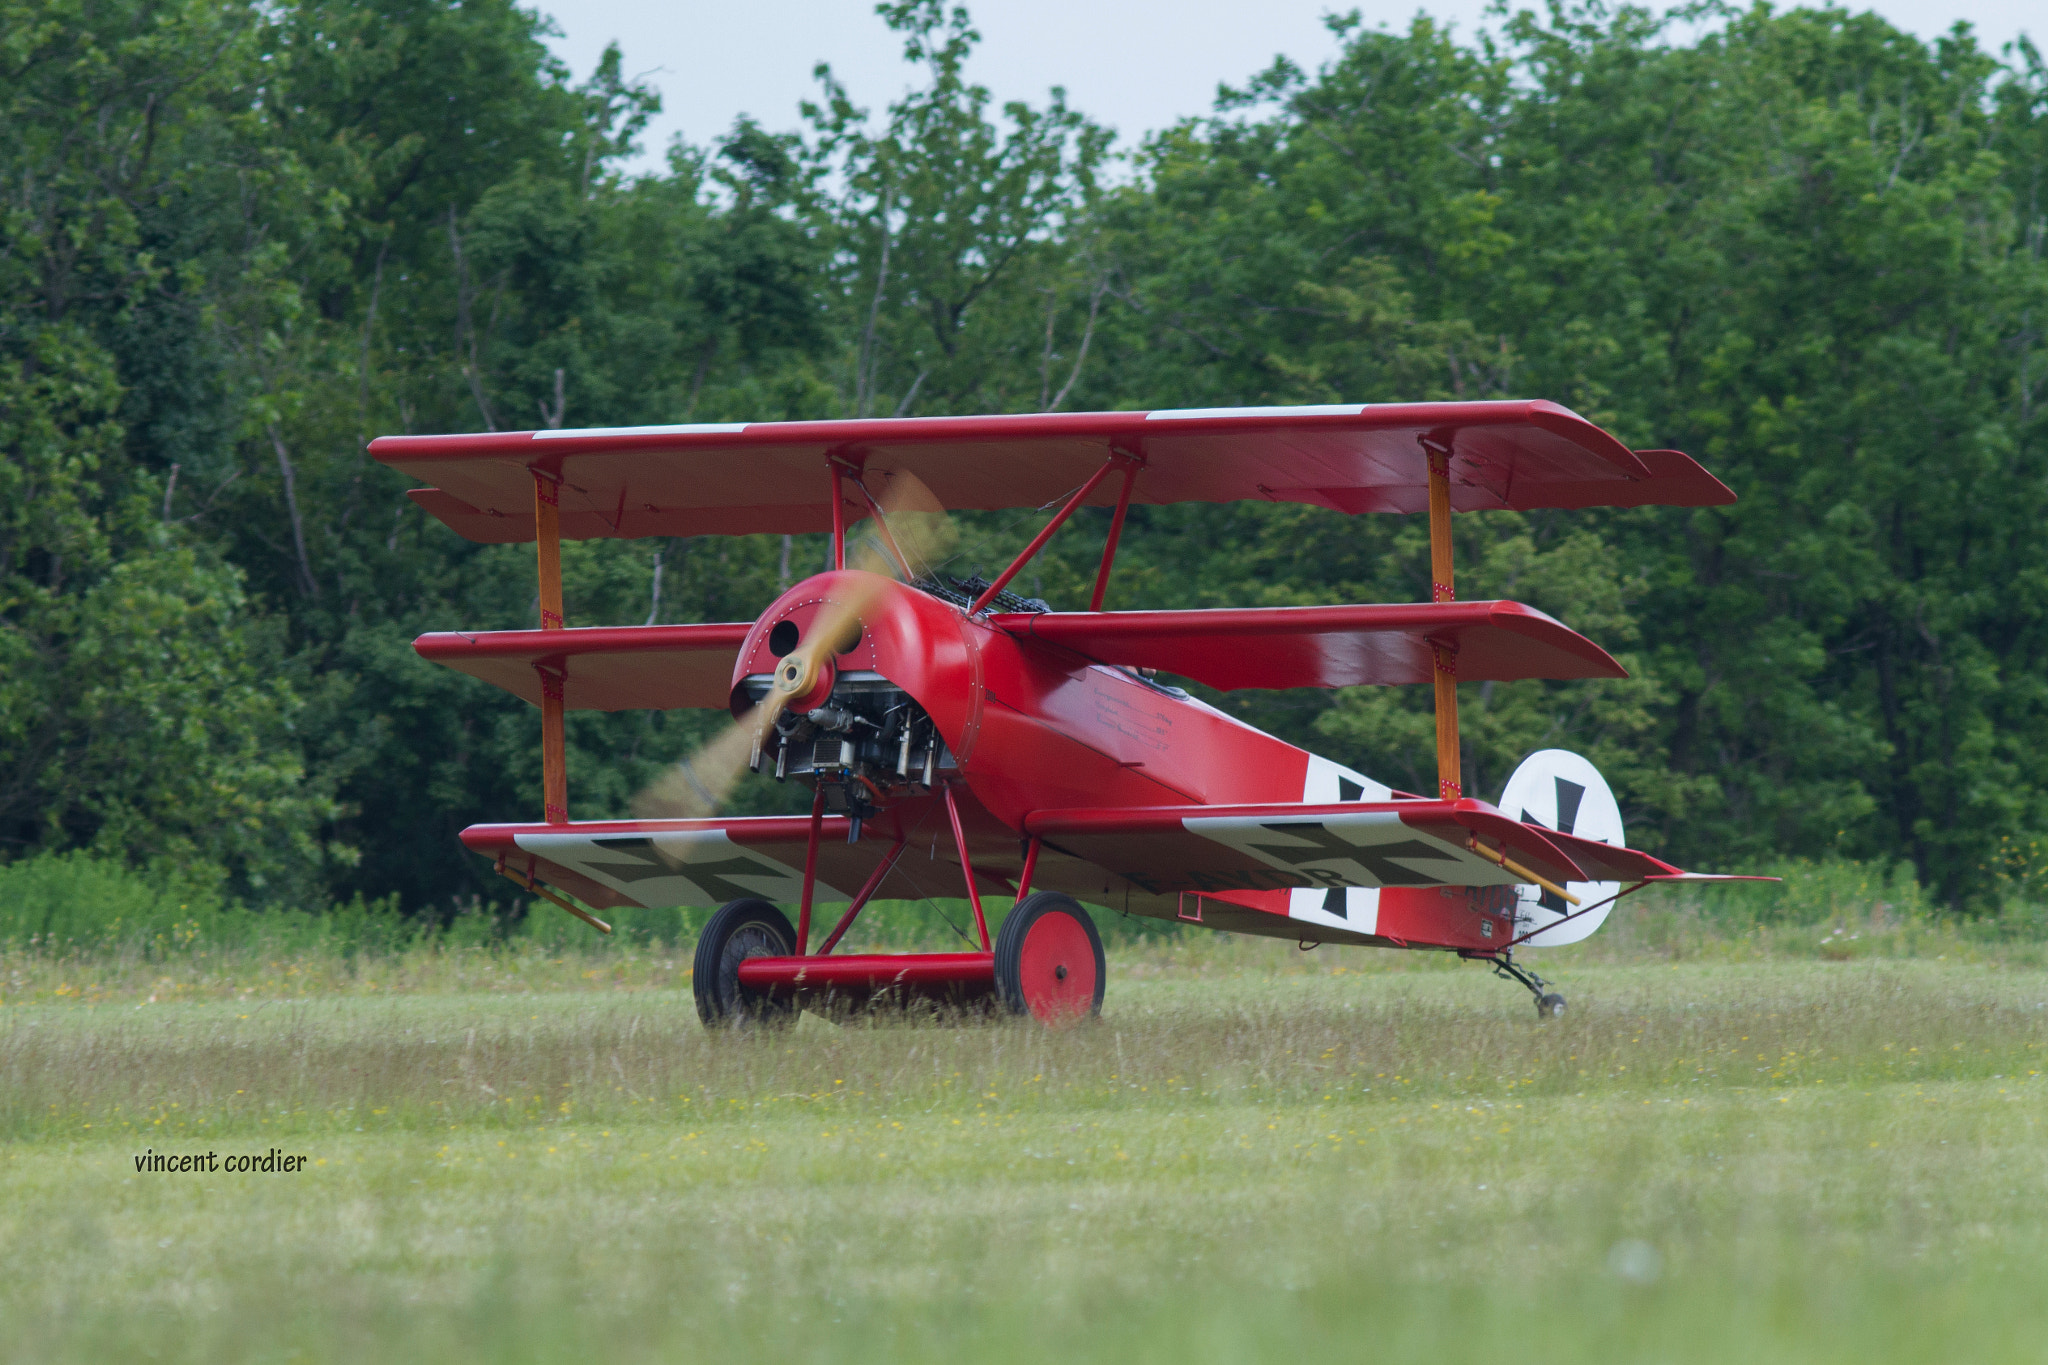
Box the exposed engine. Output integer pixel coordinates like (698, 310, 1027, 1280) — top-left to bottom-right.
(728, 571, 1051, 839)
(740, 671, 953, 839)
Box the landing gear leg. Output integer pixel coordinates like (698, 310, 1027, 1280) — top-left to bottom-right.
(1473, 950, 1566, 1019)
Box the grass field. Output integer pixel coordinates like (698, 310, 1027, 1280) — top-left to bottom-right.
(4, 912, 2047, 1364)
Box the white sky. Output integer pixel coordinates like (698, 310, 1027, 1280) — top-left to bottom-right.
(541, 1, 2040, 175)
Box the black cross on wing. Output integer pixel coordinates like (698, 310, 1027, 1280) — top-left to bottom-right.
(1245, 822, 1463, 887)
(583, 836, 789, 904)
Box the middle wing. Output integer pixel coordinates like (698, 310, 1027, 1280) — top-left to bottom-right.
(414, 623, 752, 710)
(993, 600, 1624, 690)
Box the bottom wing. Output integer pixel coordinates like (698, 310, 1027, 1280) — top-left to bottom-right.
(1023, 798, 1677, 894)
(1023, 798, 1692, 950)
(467, 796, 1732, 957)
(462, 804, 1010, 911)
(465, 818, 852, 910)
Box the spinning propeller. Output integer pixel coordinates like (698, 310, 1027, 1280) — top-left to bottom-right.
(631, 470, 956, 820)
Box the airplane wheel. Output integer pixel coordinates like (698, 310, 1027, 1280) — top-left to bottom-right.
(694, 898, 799, 1030)
(994, 892, 1105, 1026)
(1536, 993, 1567, 1020)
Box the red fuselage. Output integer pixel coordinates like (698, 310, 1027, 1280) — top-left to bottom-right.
(731, 571, 1324, 829)
(719, 571, 1525, 951)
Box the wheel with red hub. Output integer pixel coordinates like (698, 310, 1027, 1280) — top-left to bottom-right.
(694, 898, 798, 1030)
(994, 892, 1105, 1025)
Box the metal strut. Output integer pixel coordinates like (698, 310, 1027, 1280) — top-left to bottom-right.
(1480, 950, 1551, 1003)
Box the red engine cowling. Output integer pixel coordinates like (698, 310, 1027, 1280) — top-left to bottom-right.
(729, 570, 979, 750)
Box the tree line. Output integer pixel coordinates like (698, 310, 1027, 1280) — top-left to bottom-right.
(4, 0, 2045, 911)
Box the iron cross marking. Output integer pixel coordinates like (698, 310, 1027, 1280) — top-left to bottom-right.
(1246, 822, 1462, 886)
(584, 837, 788, 902)
(1522, 776, 1589, 912)
(667, 857, 798, 903)
(1554, 777, 1585, 836)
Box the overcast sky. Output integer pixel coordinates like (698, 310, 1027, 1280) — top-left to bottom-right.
(541, 1, 2041, 174)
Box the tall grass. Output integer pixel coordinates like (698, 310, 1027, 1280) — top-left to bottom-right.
(4, 850, 2046, 1000)
(0, 850, 1131, 961)
(0, 851, 724, 958)
(3, 957, 2046, 1362)
(0, 851, 437, 956)
(1597, 859, 2048, 966)
(6, 856, 2048, 1363)
(6, 955, 2044, 1144)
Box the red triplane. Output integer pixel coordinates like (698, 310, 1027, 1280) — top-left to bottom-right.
(370, 402, 1762, 1026)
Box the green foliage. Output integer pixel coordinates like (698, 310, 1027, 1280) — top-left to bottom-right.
(1083, 6, 2048, 905)
(49, 546, 331, 886)
(6, 0, 2048, 916)
(807, 0, 1112, 417)
(0, 849, 428, 955)
(0, 1, 322, 893)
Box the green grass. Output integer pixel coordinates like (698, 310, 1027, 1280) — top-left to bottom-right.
(3, 928, 2046, 1362)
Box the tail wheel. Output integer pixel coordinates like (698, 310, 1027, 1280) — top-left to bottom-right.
(994, 892, 1105, 1026)
(693, 898, 798, 1030)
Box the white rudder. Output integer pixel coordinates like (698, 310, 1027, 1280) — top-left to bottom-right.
(1497, 749, 1622, 946)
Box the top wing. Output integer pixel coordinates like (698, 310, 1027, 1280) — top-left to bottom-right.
(369, 402, 1735, 544)
(993, 599, 1625, 689)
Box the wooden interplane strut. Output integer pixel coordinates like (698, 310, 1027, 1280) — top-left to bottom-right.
(534, 469, 569, 823)
(1425, 442, 1462, 800)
